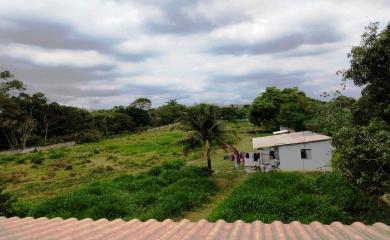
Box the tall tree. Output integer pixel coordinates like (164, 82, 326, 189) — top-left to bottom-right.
(152, 100, 186, 126)
(333, 22, 390, 195)
(304, 92, 354, 136)
(177, 104, 237, 175)
(130, 98, 152, 111)
(0, 71, 36, 149)
(249, 87, 311, 130)
(340, 22, 390, 125)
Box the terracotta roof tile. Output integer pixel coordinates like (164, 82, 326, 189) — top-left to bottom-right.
(0, 217, 388, 240)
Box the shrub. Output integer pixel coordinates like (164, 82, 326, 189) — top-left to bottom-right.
(0, 179, 15, 217)
(48, 150, 65, 159)
(26, 135, 44, 147)
(0, 154, 17, 164)
(65, 165, 73, 170)
(16, 158, 25, 164)
(332, 122, 390, 195)
(75, 129, 102, 144)
(30, 152, 45, 164)
(28, 161, 217, 221)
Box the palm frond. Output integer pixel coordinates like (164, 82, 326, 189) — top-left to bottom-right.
(175, 131, 203, 156)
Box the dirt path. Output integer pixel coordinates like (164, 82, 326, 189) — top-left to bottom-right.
(181, 173, 248, 221)
(0, 142, 76, 155)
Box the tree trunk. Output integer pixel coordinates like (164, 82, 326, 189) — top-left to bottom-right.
(43, 114, 49, 142)
(205, 140, 213, 175)
(104, 118, 109, 136)
(1, 120, 19, 149)
(207, 154, 212, 176)
(20, 117, 35, 149)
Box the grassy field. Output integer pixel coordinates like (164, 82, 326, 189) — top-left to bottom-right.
(208, 172, 390, 224)
(0, 128, 186, 203)
(0, 121, 262, 210)
(2, 121, 387, 223)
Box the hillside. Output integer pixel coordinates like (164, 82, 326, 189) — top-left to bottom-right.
(0, 122, 259, 211)
(1, 121, 388, 224)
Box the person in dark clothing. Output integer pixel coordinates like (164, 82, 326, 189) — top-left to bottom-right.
(269, 150, 275, 159)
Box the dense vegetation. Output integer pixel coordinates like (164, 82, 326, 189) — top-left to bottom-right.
(0, 71, 248, 150)
(248, 86, 354, 135)
(26, 160, 217, 220)
(208, 172, 390, 224)
(333, 22, 390, 195)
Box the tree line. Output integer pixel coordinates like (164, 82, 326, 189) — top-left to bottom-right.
(0, 74, 248, 150)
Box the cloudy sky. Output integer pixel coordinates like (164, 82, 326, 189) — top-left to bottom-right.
(0, 0, 389, 108)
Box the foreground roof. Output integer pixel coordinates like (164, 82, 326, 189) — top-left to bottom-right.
(0, 217, 389, 240)
(253, 131, 331, 149)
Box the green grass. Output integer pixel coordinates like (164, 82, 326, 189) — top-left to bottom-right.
(208, 172, 390, 224)
(26, 160, 217, 221)
(0, 128, 186, 203)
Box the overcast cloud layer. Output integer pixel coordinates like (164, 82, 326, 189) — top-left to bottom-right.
(0, 0, 389, 108)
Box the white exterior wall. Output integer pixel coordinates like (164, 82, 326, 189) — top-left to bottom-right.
(277, 140, 332, 170)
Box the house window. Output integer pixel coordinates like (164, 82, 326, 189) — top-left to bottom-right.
(300, 149, 312, 159)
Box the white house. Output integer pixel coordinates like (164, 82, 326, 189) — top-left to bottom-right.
(252, 131, 332, 171)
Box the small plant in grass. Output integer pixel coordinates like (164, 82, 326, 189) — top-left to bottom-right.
(92, 149, 100, 154)
(65, 165, 73, 170)
(0, 155, 17, 164)
(106, 155, 118, 161)
(48, 150, 65, 160)
(30, 152, 45, 164)
(16, 158, 25, 164)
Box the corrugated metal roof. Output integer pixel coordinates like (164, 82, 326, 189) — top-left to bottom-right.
(253, 131, 331, 149)
(0, 216, 389, 240)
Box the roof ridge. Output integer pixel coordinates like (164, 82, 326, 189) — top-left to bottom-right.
(1, 217, 389, 240)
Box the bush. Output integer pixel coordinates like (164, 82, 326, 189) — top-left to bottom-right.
(26, 135, 45, 147)
(0, 154, 17, 164)
(332, 121, 390, 194)
(75, 129, 102, 144)
(30, 152, 45, 164)
(0, 179, 15, 217)
(48, 150, 65, 160)
(28, 160, 217, 220)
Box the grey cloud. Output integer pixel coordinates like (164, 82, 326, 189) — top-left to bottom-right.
(0, 55, 118, 101)
(145, 0, 248, 34)
(0, 19, 157, 62)
(0, 55, 193, 108)
(0, 19, 109, 50)
(208, 23, 343, 55)
(205, 71, 309, 104)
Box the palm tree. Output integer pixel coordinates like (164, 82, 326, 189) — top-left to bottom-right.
(177, 104, 237, 175)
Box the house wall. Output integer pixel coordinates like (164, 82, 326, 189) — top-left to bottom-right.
(277, 140, 332, 171)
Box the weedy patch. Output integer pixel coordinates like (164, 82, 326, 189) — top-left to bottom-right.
(208, 172, 390, 224)
(28, 160, 218, 221)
